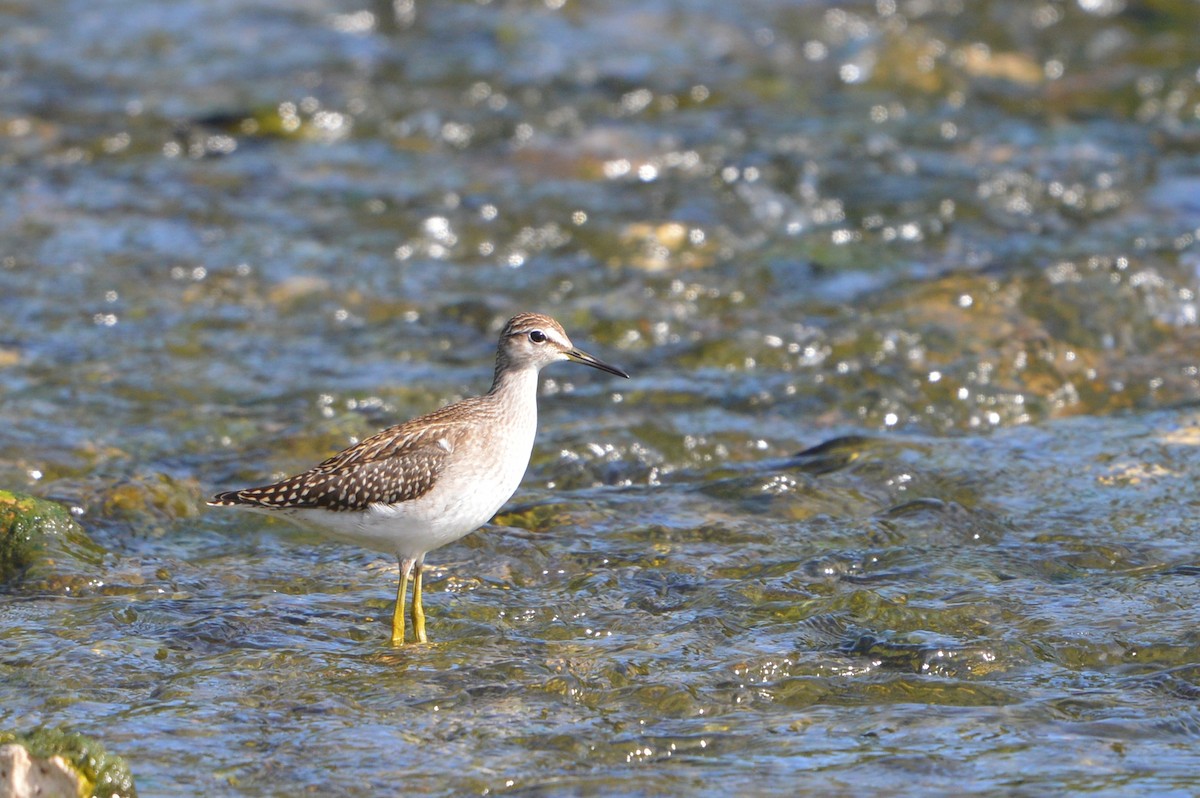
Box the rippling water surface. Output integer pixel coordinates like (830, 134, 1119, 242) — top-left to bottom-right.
(3, 0, 1200, 794)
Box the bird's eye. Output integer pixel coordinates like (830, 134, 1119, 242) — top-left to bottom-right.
(528, 330, 547, 344)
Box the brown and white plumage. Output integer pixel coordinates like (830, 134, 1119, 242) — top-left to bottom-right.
(210, 409, 465, 512)
(208, 312, 629, 645)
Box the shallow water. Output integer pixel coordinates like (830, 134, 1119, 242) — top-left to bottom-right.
(2, 0, 1200, 794)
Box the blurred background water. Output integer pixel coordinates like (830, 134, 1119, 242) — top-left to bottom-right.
(2, 0, 1200, 794)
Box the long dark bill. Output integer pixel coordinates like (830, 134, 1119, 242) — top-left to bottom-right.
(567, 348, 630, 379)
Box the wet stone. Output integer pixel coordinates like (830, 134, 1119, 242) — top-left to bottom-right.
(0, 490, 104, 589)
(0, 728, 137, 798)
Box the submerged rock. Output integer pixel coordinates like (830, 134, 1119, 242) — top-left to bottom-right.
(0, 490, 103, 589)
(0, 727, 136, 798)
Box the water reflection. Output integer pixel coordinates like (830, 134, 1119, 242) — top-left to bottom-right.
(3, 0, 1200, 793)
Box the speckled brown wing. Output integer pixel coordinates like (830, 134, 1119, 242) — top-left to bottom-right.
(210, 422, 461, 512)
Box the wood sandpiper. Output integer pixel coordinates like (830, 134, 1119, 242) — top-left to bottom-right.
(209, 312, 629, 645)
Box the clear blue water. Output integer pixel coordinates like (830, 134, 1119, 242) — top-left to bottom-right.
(2, 0, 1200, 794)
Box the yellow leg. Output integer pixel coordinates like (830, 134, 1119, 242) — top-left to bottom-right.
(391, 558, 413, 646)
(411, 561, 428, 644)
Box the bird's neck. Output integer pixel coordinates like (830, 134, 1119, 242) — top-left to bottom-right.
(486, 364, 541, 448)
(487, 363, 541, 405)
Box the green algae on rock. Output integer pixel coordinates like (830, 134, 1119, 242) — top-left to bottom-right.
(0, 489, 103, 587)
(0, 727, 137, 798)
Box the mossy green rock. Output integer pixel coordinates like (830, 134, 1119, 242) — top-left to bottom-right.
(0, 727, 137, 798)
(0, 489, 102, 586)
